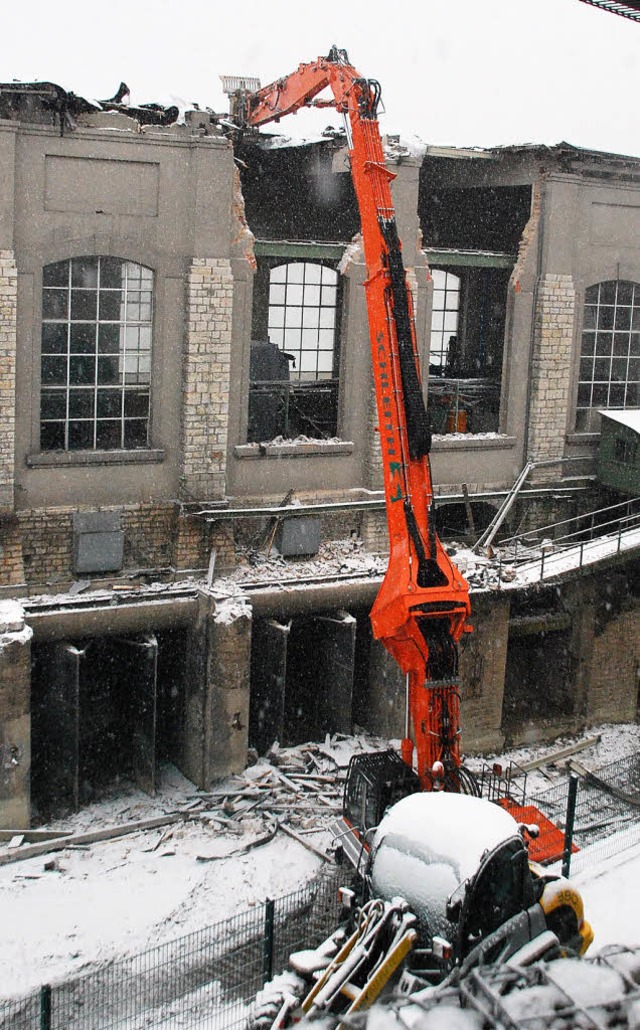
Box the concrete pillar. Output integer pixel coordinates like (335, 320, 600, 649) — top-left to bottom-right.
(0, 250, 17, 515)
(365, 638, 406, 740)
(459, 594, 510, 754)
(182, 589, 252, 788)
(0, 603, 32, 829)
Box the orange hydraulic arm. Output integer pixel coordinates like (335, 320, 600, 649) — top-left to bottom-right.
(240, 47, 472, 789)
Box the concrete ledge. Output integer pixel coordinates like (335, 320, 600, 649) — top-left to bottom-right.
(432, 434, 516, 451)
(27, 449, 165, 467)
(234, 441, 354, 459)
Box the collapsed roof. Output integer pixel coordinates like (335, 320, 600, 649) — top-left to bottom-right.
(0, 81, 179, 133)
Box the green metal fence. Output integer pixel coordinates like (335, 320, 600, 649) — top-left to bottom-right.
(530, 750, 640, 876)
(0, 863, 346, 1030)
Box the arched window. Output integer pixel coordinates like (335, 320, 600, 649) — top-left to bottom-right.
(40, 257, 153, 450)
(576, 279, 640, 432)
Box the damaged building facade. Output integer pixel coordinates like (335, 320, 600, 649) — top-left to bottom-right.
(0, 83, 638, 827)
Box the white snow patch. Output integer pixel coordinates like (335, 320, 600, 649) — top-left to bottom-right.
(0, 599, 25, 633)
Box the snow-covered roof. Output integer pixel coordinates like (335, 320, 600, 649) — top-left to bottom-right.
(599, 409, 640, 433)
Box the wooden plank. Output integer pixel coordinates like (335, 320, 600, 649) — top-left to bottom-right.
(0, 830, 73, 844)
(279, 822, 329, 861)
(567, 759, 640, 809)
(518, 735, 601, 773)
(0, 813, 186, 867)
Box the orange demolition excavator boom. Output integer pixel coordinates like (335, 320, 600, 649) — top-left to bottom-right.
(238, 47, 472, 790)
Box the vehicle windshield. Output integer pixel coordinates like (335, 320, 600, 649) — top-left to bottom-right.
(458, 837, 534, 957)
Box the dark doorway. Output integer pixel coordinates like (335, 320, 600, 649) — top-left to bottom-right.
(249, 611, 356, 752)
(31, 629, 188, 821)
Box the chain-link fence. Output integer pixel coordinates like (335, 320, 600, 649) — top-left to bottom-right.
(0, 862, 347, 1030)
(529, 750, 640, 875)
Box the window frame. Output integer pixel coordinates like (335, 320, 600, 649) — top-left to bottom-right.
(39, 256, 154, 454)
(248, 253, 344, 443)
(575, 279, 640, 434)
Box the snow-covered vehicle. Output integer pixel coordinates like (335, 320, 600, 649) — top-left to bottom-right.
(248, 792, 592, 1027)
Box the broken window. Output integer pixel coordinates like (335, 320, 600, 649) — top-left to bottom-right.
(40, 257, 153, 451)
(427, 265, 509, 435)
(576, 280, 640, 433)
(249, 259, 342, 441)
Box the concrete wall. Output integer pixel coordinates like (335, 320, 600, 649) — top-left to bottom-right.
(0, 608, 31, 829)
(460, 594, 510, 755)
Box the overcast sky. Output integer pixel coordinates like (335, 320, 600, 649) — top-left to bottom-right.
(2, 0, 639, 156)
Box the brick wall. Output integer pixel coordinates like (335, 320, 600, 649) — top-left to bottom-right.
(0, 519, 25, 587)
(527, 273, 576, 480)
(182, 258, 234, 500)
(15, 503, 235, 588)
(587, 601, 640, 725)
(0, 251, 17, 514)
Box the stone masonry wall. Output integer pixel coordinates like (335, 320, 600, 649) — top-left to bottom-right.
(0, 251, 17, 514)
(587, 604, 640, 725)
(182, 258, 234, 501)
(527, 273, 576, 480)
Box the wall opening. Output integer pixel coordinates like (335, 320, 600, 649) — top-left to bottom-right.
(249, 611, 355, 753)
(419, 169, 531, 437)
(501, 589, 576, 742)
(31, 628, 188, 821)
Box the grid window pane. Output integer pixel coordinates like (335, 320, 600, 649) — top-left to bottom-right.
(68, 390, 95, 418)
(40, 257, 153, 451)
(42, 289, 68, 320)
(41, 356, 67, 385)
(576, 279, 640, 430)
(42, 323, 68, 354)
(99, 291, 124, 321)
(99, 324, 121, 353)
(40, 421, 66, 449)
(70, 324, 96, 353)
(97, 390, 123, 418)
(41, 390, 66, 420)
(68, 420, 94, 449)
(254, 259, 340, 440)
(96, 420, 121, 449)
(100, 257, 124, 288)
(72, 258, 98, 289)
(429, 269, 460, 369)
(124, 419, 148, 448)
(266, 262, 338, 384)
(43, 261, 69, 288)
(71, 290, 97, 321)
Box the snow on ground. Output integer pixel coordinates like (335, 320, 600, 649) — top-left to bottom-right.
(573, 837, 640, 951)
(1, 725, 639, 1001)
(0, 762, 326, 998)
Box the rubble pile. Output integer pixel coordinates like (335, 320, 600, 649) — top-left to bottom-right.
(188, 734, 379, 859)
(228, 539, 386, 587)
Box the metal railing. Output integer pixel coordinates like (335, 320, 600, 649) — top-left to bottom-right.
(0, 863, 346, 1030)
(491, 496, 640, 585)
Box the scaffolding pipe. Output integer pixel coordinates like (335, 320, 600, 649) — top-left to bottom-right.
(473, 462, 534, 552)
